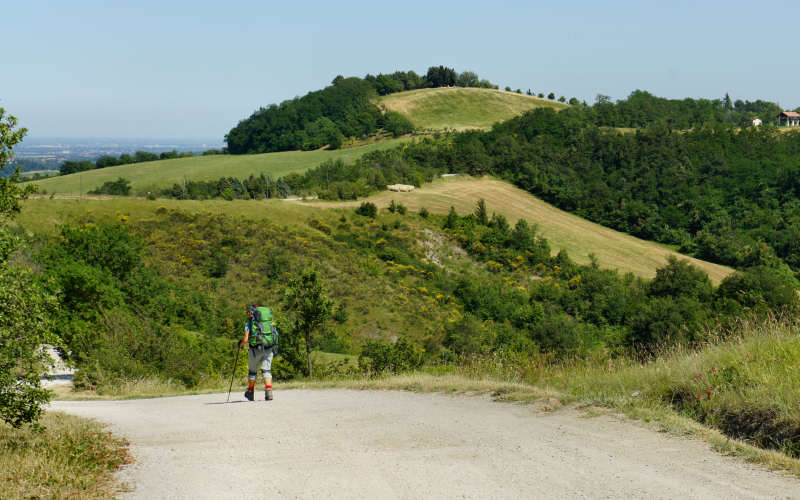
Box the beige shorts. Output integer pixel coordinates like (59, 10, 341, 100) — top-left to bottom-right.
(247, 346, 274, 380)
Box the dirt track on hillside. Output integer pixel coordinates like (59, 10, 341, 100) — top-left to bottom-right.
(52, 390, 799, 499)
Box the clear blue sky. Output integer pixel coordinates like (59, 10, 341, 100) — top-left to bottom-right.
(3, 0, 798, 140)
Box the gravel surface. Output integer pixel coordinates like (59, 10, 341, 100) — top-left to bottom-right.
(51, 390, 800, 499)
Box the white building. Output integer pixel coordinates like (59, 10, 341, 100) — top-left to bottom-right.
(778, 111, 800, 127)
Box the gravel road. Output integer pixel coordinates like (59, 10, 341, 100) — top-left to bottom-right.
(51, 390, 800, 499)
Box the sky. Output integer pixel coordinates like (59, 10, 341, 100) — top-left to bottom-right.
(2, 0, 799, 141)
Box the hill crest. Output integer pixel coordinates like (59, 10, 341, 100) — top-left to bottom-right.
(379, 87, 568, 131)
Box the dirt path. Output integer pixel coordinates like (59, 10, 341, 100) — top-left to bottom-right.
(52, 390, 799, 499)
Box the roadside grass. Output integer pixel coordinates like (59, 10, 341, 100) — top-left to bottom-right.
(310, 175, 734, 283)
(23, 137, 408, 195)
(379, 87, 568, 131)
(0, 412, 131, 499)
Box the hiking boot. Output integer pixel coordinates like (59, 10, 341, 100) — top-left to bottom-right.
(244, 389, 254, 401)
(265, 389, 273, 401)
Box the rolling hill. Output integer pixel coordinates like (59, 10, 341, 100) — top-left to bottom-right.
(310, 176, 734, 284)
(19, 178, 734, 284)
(378, 87, 568, 130)
(27, 88, 567, 195)
(24, 138, 407, 195)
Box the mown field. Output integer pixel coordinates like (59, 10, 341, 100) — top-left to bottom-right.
(309, 176, 734, 283)
(24, 138, 406, 195)
(379, 87, 568, 131)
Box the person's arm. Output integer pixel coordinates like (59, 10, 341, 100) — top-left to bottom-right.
(239, 322, 250, 348)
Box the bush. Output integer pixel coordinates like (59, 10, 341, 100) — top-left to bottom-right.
(355, 201, 378, 218)
(359, 338, 424, 374)
(648, 257, 713, 302)
(383, 111, 415, 137)
(717, 266, 799, 313)
(388, 200, 406, 215)
(88, 177, 131, 196)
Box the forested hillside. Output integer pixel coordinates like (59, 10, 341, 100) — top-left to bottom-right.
(225, 66, 494, 154)
(247, 108, 800, 278)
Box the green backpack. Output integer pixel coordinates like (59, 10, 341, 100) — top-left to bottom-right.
(249, 306, 277, 348)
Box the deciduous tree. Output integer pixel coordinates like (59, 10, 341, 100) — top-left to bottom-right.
(0, 108, 58, 427)
(284, 268, 333, 377)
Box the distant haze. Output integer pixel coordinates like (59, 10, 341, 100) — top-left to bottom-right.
(2, 0, 798, 140)
(13, 137, 224, 164)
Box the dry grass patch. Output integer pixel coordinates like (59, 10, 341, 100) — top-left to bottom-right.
(0, 412, 131, 499)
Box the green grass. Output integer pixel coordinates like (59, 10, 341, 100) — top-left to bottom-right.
(379, 87, 568, 131)
(24, 138, 407, 196)
(0, 412, 131, 499)
(551, 316, 800, 456)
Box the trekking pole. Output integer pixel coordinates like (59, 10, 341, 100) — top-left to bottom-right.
(227, 343, 242, 403)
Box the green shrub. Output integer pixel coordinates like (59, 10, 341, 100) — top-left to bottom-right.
(88, 177, 131, 196)
(383, 111, 415, 137)
(355, 201, 377, 218)
(648, 256, 713, 302)
(359, 338, 424, 374)
(717, 266, 799, 313)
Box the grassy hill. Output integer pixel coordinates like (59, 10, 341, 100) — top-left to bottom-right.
(310, 176, 734, 284)
(24, 138, 406, 195)
(19, 176, 733, 284)
(378, 87, 568, 130)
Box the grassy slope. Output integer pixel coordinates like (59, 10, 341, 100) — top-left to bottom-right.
(17, 198, 466, 350)
(20, 180, 733, 285)
(309, 176, 734, 284)
(379, 87, 568, 130)
(24, 138, 406, 195)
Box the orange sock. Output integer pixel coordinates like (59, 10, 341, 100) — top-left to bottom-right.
(248, 381, 255, 391)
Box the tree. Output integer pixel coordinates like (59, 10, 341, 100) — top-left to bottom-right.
(474, 199, 489, 225)
(443, 206, 458, 229)
(457, 71, 479, 88)
(1, 108, 58, 427)
(284, 268, 333, 377)
(547, 92, 555, 100)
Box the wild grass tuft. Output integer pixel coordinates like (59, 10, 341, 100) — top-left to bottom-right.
(0, 412, 131, 499)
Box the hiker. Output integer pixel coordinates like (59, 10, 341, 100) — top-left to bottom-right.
(240, 304, 278, 401)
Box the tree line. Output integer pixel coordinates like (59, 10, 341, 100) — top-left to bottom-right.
(58, 149, 215, 175)
(575, 90, 784, 128)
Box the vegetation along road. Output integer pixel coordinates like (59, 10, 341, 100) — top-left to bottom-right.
(52, 390, 800, 499)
